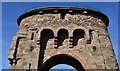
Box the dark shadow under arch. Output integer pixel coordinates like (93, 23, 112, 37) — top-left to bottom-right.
(41, 54, 85, 71)
(73, 29, 85, 47)
(38, 29, 54, 70)
(57, 29, 68, 47)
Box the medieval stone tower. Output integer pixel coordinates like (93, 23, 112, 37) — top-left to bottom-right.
(8, 7, 118, 71)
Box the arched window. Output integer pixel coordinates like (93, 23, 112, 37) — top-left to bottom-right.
(73, 29, 85, 47)
(41, 54, 85, 71)
(57, 29, 68, 47)
(38, 29, 54, 69)
(40, 29, 54, 46)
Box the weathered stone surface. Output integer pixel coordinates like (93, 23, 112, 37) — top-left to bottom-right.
(8, 7, 118, 70)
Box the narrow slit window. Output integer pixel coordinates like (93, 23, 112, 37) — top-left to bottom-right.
(31, 33, 34, 40)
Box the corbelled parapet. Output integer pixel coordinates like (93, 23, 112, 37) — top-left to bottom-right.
(8, 7, 118, 71)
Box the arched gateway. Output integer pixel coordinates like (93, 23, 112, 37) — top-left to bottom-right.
(8, 7, 119, 71)
(41, 54, 85, 71)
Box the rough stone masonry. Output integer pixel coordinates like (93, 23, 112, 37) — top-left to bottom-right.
(8, 7, 119, 71)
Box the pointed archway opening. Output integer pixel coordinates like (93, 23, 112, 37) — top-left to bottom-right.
(41, 54, 85, 71)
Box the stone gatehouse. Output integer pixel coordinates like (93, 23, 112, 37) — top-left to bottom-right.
(8, 7, 119, 71)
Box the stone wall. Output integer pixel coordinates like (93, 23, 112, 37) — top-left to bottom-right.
(8, 7, 118, 70)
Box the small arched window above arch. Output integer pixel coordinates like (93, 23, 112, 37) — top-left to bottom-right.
(40, 29, 54, 43)
(73, 29, 85, 47)
(56, 29, 69, 48)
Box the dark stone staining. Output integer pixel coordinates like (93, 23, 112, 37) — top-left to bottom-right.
(30, 46, 34, 52)
(36, 29, 39, 33)
(25, 25, 29, 29)
(91, 46, 97, 55)
(93, 46, 96, 51)
(25, 46, 34, 52)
